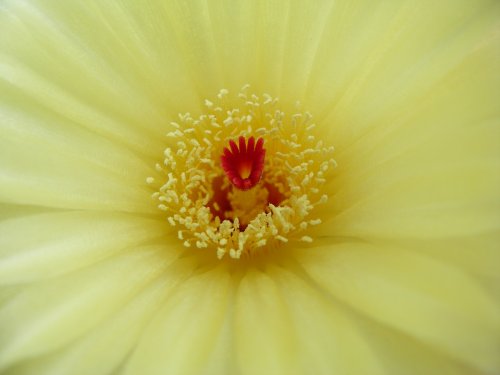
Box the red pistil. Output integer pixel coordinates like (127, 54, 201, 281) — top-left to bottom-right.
(221, 136, 265, 190)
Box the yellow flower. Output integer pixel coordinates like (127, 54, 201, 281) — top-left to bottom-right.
(0, 0, 499, 374)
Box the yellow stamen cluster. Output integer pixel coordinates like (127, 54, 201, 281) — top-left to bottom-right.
(148, 85, 335, 259)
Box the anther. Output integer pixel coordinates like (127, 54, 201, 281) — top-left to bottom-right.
(220, 136, 265, 190)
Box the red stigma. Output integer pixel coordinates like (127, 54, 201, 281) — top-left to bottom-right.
(220, 136, 265, 190)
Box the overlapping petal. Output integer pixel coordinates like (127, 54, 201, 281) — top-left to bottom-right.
(293, 242, 500, 373)
(0, 0, 498, 374)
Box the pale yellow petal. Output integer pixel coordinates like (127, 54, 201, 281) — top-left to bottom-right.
(0, 211, 170, 284)
(349, 310, 479, 375)
(124, 265, 232, 375)
(0, 0, 209, 213)
(0, 245, 176, 370)
(270, 262, 477, 375)
(267, 263, 385, 375)
(305, 1, 500, 240)
(0, 89, 160, 212)
(207, 0, 285, 93)
(305, 0, 497, 125)
(233, 268, 301, 375)
(0, 0, 201, 147)
(294, 242, 500, 373)
(0, 203, 55, 222)
(316, 42, 500, 238)
(376, 231, 500, 281)
(0, 1, 498, 375)
(1, 250, 193, 375)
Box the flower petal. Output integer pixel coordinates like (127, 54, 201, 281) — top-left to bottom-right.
(294, 242, 500, 373)
(0, 211, 169, 284)
(0, 0, 213, 213)
(124, 265, 232, 375)
(319, 90, 499, 238)
(0, 251, 193, 375)
(306, 0, 497, 127)
(0, 244, 177, 371)
(0, 203, 55, 222)
(377, 231, 500, 281)
(0, 0, 201, 152)
(0, 108, 157, 212)
(233, 268, 301, 375)
(267, 264, 385, 375)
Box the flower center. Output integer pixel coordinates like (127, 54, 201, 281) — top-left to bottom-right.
(148, 85, 335, 259)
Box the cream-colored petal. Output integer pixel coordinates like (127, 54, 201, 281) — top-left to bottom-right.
(233, 268, 301, 375)
(1, 247, 191, 375)
(0, 100, 158, 212)
(172, 0, 337, 102)
(267, 263, 384, 375)
(294, 242, 500, 373)
(198, 294, 235, 375)
(0, 1, 498, 375)
(269, 262, 477, 375)
(206, 0, 284, 94)
(305, 0, 497, 125)
(303, 1, 499, 239)
(312, 2, 500, 239)
(347, 309, 479, 375)
(322, 157, 500, 238)
(0, 0, 201, 152)
(0, 210, 169, 284)
(0, 203, 55, 222)
(0, 285, 21, 310)
(0, 0, 213, 212)
(375, 231, 500, 281)
(0, 243, 177, 371)
(124, 265, 232, 375)
(317, 73, 499, 238)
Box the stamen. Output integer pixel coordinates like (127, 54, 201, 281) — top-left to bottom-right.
(149, 86, 335, 260)
(220, 136, 265, 190)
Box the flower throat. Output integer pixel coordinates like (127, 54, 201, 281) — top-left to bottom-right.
(148, 86, 335, 259)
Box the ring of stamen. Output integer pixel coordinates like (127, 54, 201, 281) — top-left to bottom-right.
(148, 85, 336, 259)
